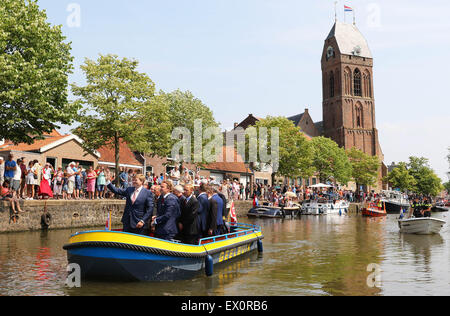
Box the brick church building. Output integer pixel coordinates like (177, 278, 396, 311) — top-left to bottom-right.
(233, 20, 388, 192)
(320, 21, 387, 191)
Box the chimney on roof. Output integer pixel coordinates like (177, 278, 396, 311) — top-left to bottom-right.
(234, 123, 238, 129)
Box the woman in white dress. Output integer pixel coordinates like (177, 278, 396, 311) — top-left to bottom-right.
(26, 161, 37, 200)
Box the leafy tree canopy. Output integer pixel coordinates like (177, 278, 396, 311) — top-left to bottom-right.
(0, 0, 76, 144)
(310, 136, 352, 185)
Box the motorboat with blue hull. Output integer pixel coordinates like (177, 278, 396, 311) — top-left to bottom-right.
(247, 205, 300, 219)
(63, 223, 263, 282)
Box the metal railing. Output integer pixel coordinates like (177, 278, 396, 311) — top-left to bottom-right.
(198, 222, 261, 245)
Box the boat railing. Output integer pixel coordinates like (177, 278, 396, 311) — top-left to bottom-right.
(198, 223, 261, 246)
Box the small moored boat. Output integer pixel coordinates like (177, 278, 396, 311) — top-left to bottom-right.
(63, 223, 263, 282)
(379, 190, 410, 214)
(247, 205, 300, 218)
(433, 200, 450, 212)
(361, 201, 387, 217)
(301, 198, 349, 216)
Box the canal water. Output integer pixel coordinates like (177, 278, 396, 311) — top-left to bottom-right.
(0, 212, 449, 296)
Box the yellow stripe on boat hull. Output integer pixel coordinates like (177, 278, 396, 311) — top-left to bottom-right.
(68, 230, 263, 256)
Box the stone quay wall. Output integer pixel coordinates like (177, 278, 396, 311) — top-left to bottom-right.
(0, 200, 125, 234)
(0, 200, 253, 234)
(0, 199, 362, 234)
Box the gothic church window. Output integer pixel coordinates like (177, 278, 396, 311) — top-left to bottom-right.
(344, 67, 351, 96)
(356, 104, 363, 128)
(329, 71, 335, 98)
(354, 69, 362, 96)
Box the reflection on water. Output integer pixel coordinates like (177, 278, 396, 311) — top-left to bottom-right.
(0, 213, 449, 296)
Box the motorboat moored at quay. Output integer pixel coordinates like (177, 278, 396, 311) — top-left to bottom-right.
(301, 198, 349, 216)
(361, 202, 387, 217)
(63, 223, 264, 282)
(433, 199, 450, 212)
(247, 204, 301, 218)
(380, 190, 410, 214)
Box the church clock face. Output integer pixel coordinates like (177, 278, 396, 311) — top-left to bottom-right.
(326, 46, 335, 60)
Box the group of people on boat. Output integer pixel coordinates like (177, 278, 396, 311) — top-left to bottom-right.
(106, 173, 229, 245)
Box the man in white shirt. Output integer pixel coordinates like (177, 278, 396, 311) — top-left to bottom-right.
(66, 162, 76, 199)
(170, 166, 180, 186)
(11, 158, 22, 198)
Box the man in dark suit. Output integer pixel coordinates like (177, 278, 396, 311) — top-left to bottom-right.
(107, 174, 154, 235)
(196, 183, 210, 238)
(151, 181, 180, 241)
(177, 184, 199, 245)
(209, 185, 225, 236)
(207, 188, 218, 237)
(217, 190, 229, 233)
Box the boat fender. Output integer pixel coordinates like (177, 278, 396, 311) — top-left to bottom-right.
(205, 255, 214, 277)
(41, 213, 52, 229)
(257, 239, 263, 253)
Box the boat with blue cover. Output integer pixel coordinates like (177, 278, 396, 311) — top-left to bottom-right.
(63, 223, 263, 282)
(247, 205, 300, 218)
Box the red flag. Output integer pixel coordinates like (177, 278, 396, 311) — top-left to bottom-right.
(230, 201, 237, 223)
(105, 210, 111, 231)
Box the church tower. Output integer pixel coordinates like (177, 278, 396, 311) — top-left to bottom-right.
(321, 21, 383, 160)
(321, 21, 386, 190)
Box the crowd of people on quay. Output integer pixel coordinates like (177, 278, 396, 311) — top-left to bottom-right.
(2, 153, 437, 225)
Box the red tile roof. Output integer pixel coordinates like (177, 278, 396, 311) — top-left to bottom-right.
(97, 140, 142, 166)
(203, 146, 251, 174)
(0, 135, 68, 152)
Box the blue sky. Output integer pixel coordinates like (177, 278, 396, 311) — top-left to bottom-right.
(39, 0, 450, 181)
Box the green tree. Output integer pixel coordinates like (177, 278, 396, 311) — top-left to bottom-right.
(443, 181, 450, 194)
(347, 147, 380, 189)
(310, 137, 352, 185)
(407, 156, 443, 196)
(251, 117, 314, 181)
(158, 89, 218, 164)
(160, 89, 217, 135)
(72, 54, 172, 185)
(384, 162, 416, 192)
(0, 0, 77, 144)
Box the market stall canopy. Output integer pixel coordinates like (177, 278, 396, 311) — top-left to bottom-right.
(309, 183, 333, 188)
(285, 192, 297, 198)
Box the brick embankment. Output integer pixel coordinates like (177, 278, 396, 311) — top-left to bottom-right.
(232, 200, 254, 218)
(0, 200, 125, 233)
